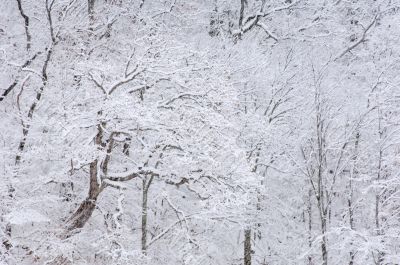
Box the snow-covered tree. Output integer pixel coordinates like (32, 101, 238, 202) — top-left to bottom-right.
(1, 0, 400, 264)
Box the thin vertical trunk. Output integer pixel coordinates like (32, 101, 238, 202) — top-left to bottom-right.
(255, 148, 264, 241)
(375, 195, 382, 264)
(244, 229, 252, 265)
(348, 193, 355, 265)
(317, 190, 328, 265)
(141, 178, 148, 254)
(308, 189, 313, 265)
(243, 94, 252, 265)
(244, 143, 260, 264)
(320, 215, 328, 265)
(348, 131, 359, 265)
(375, 111, 384, 264)
(88, 0, 95, 29)
(141, 175, 153, 254)
(256, 184, 262, 240)
(348, 197, 355, 265)
(317, 164, 328, 265)
(316, 89, 328, 265)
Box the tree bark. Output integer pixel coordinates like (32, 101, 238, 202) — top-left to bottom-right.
(321, 218, 328, 265)
(88, 0, 95, 29)
(141, 178, 150, 254)
(16, 0, 31, 50)
(308, 189, 313, 265)
(65, 159, 104, 232)
(375, 110, 384, 264)
(244, 228, 252, 265)
(348, 196, 355, 265)
(348, 131, 359, 265)
(15, 48, 53, 164)
(65, 124, 105, 232)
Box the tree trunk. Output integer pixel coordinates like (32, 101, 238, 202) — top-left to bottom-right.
(321, 215, 328, 265)
(308, 189, 313, 265)
(66, 159, 104, 232)
(141, 175, 154, 254)
(141, 178, 148, 254)
(15, 48, 53, 164)
(65, 123, 105, 232)
(88, 0, 95, 28)
(348, 131, 359, 265)
(348, 197, 355, 265)
(375, 194, 383, 265)
(375, 112, 384, 264)
(16, 0, 31, 50)
(244, 228, 252, 265)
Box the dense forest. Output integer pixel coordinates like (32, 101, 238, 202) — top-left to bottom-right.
(1, 0, 400, 264)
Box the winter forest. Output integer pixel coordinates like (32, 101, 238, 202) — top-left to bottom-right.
(1, 0, 400, 264)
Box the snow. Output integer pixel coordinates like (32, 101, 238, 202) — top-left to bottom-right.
(7, 209, 50, 225)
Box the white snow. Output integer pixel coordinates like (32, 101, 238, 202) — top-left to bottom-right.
(7, 209, 50, 225)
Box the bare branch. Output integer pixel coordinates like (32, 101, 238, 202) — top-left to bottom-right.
(16, 0, 32, 50)
(88, 72, 107, 95)
(16, 75, 30, 111)
(0, 52, 40, 102)
(256, 22, 278, 41)
(16, 46, 53, 164)
(335, 15, 377, 60)
(239, 0, 247, 30)
(106, 169, 159, 182)
(146, 216, 194, 248)
(160, 92, 204, 107)
(45, 0, 57, 43)
(235, 0, 298, 37)
(108, 68, 144, 95)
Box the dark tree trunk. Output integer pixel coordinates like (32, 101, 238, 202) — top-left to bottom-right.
(348, 131, 359, 265)
(66, 159, 104, 232)
(16, 0, 31, 50)
(141, 178, 148, 254)
(141, 174, 154, 254)
(375, 112, 384, 264)
(348, 197, 355, 265)
(321, 216, 328, 265)
(308, 189, 313, 265)
(244, 228, 252, 265)
(15, 46, 53, 164)
(88, 0, 95, 28)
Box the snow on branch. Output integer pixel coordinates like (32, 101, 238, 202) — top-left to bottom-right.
(234, 0, 299, 37)
(335, 15, 378, 60)
(106, 168, 160, 182)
